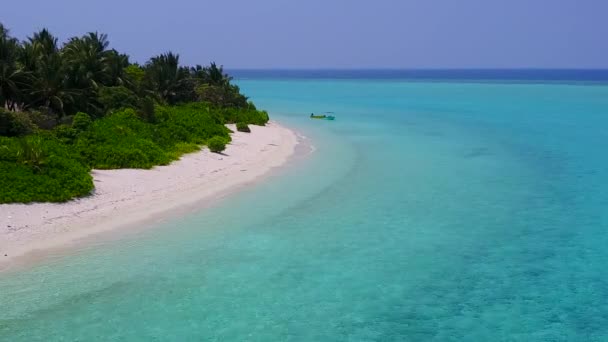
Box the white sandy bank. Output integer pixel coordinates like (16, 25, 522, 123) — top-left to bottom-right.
(0, 122, 298, 269)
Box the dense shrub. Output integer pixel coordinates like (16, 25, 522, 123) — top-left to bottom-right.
(75, 109, 171, 169)
(138, 96, 157, 123)
(196, 84, 248, 108)
(0, 110, 36, 136)
(53, 124, 79, 144)
(256, 110, 270, 125)
(0, 101, 265, 203)
(207, 136, 227, 153)
(98, 86, 140, 114)
(166, 142, 200, 160)
(74, 105, 231, 169)
(154, 103, 230, 148)
(0, 135, 93, 203)
(236, 122, 250, 133)
(213, 106, 269, 126)
(72, 112, 92, 131)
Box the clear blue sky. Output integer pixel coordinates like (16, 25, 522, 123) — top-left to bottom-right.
(1, 0, 606, 68)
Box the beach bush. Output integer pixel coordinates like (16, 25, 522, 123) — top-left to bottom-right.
(213, 106, 269, 126)
(166, 142, 200, 160)
(72, 112, 92, 131)
(0, 135, 93, 203)
(236, 122, 250, 132)
(154, 103, 230, 148)
(0, 110, 36, 137)
(0, 102, 261, 202)
(73, 105, 231, 169)
(53, 124, 79, 144)
(74, 109, 171, 169)
(207, 136, 228, 153)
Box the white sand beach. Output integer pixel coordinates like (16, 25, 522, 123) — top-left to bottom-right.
(0, 122, 299, 270)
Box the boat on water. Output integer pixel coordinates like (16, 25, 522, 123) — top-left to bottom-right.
(310, 112, 336, 120)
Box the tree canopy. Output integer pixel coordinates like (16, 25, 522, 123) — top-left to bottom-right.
(0, 23, 269, 203)
(0, 23, 249, 119)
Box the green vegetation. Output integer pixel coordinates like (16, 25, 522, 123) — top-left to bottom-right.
(0, 135, 93, 203)
(236, 122, 251, 133)
(72, 112, 92, 131)
(0, 23, 269, 203)
(207, 136, 228, 153)
(0, 109, 36, 136)
(74, 105, 231, 169)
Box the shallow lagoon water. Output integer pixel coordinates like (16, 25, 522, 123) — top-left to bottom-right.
(1, 77, 608, 341)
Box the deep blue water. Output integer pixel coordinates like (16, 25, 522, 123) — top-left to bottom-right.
(231, 69, 608, 83)
(1, 72, 608, 341)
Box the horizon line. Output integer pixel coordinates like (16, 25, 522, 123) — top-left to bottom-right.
(227, 67, 608, 71)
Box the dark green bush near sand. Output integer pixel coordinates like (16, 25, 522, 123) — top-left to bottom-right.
(0, 103, 268, 202)
(214, 103, 269, 126)
(236, 122, 251, 132)
(74, 109, 171, 169)
(0, 135, 94, 203)
(75, 105, 231, 169)
(154, 103, 231, 148)
(207, 136, 228, 153)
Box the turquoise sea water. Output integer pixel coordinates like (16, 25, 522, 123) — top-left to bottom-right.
(2, 76, 608, 341)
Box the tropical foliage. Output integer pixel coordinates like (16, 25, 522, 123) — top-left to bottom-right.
(0, 23, 270, 203)
(0, 24, 253, 117)
(207, 136, 228, 153)
(0, 135, 93, 203)
(236, 122, 251, 133)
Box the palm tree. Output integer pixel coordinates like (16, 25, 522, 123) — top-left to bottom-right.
(0, 24, 26, 110)
(63, 32, 114, 89)
(144, 52, 193, 105)
(104, 50, 130, 87)
(192, 62, 248, 108)
(2, 22, 248, 119)
(19, 29, 77, 116)
(193, 62, 232, 86)
(27, 28, 60, 58)
(62, 32, 120, 114)
(28, 51, 77, 115)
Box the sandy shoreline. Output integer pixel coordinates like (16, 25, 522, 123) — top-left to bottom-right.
(0, 121, 299, 271)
